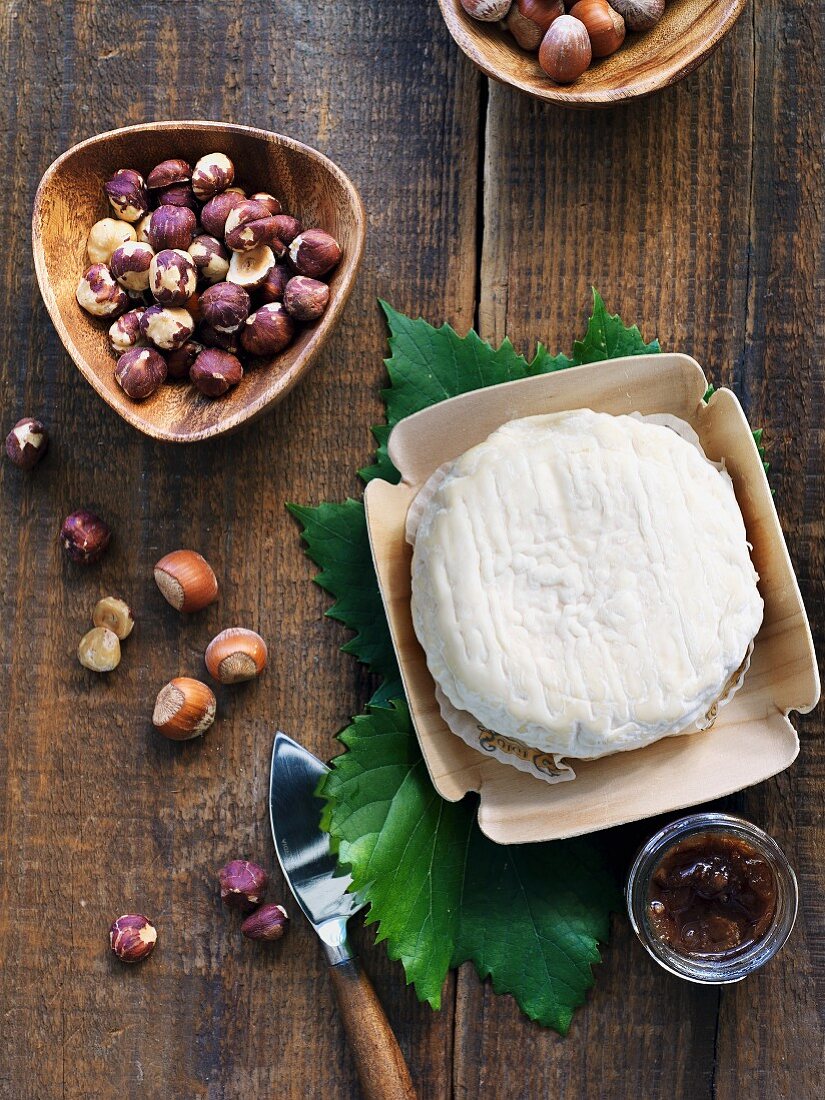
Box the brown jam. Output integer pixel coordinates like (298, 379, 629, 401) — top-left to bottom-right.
(647, 831, 777, 958)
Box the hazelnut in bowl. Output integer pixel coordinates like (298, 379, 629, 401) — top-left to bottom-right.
(438, 1, 748, 107)
(32, 121, 366, 442)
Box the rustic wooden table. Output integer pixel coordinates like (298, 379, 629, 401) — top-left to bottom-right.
(0, 2, 822, 1097)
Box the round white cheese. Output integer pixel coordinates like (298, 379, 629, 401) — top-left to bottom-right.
(409, 409, 764, 760)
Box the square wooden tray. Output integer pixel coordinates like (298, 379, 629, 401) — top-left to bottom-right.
(364, 354, 820, 844)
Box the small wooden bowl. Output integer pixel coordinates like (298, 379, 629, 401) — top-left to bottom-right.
(437, 0, 748, 107)
(32, 121, 366, 443)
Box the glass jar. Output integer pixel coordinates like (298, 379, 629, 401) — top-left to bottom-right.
(626, 812, 798, 984)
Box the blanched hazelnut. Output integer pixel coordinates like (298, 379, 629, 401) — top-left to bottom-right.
(115, 347, 168, 400)
(76, 264, 129, 318)
(78, 626, 121, 672)
(165, 340, 203, 379)
(156, 181, 198, 209)
(108, 309, 145, 354)
(241, 903, 289, 942)
(148, 205, 197, 252)
(461, 0, 513, 19)
(205, 628, 268, 683)
(104, 168, 148, 223)
(250, 191, 282, 215)
(109, 241, 155, 292)
(197, 323, 239, 353)
(5, 418, 48, 469)
(200, 191, 246, 237)
(87, 218, 136, 265)
(153, 677, 216, 740)
(146, 157, 191, 189)
(283, 276, 330, 321)
(240, 302, 295, 356)
(135, 213, 153, 246)
(191, 349, 243, 397)
(149, 249, 197, 306)
(140, 305, 195, 350)
(227, 244, 276, 290)
(200, 281, 250, 333)
(60, 510, 111, 564)
(258, 263, 291, 303)
(289, 230, 341, 278)
(219, 860, 268, 910)
(188, 235, 230, 284)
(191, 152, 235, 200)
(154, 549, 219, 612)
(93, 596, 135, 639)
(608, 0, 663, 32)
(110, 914, 157, 963)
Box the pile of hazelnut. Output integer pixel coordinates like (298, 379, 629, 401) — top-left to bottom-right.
(76, 152, 342, 402)
(461, 0, 666, 84)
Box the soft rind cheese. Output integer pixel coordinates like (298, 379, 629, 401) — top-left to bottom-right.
(409, 410, 764, 760)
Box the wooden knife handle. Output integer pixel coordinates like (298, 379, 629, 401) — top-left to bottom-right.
(328, 956, 417, 1100)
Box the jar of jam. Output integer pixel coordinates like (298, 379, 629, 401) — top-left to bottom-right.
(626, 813, 798, 983)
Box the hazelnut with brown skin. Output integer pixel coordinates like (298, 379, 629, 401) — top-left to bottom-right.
(569, 0, 625, 56)
(60, 510, 111, 565)
(153, 677, 216, 740)
(249, 191, 282, 216)
(156, 181, 198, 209)
(110, 915, 157, 963)
(200, 281, 250, 333)
(108, 308, 146, 354)
(148, 205, 197, 252)
(241, 904, 289, 942)
(77, 626, 121, 672)
(188, 235, 230, 284)
(93, 596, 135, 639)
(115, 347, 168, 400)
(104, 169, 148, 223)
(271, 214, 303, 247)
(205, 628, 268, 684)
(283, 276, 330, 321)
(224, 199, 272, 239)
(191, 152, 235, 201)
(197, 322, 239, 353)
(227, 244, 276, 291)
(200, 191, 246, 238)
(461, 0, 513, 19)
(608, 0, 663, 32)
(240, 303, 295, 357)
(109, 241, 155, 292)
(165, 340, 204, 379)
(140, 305, 195, 351)
(258, 263, 291, 303)
(146, 157, 191, 189)
(539, 14, 592, 81)
(86, 218, 137, 265)
(5, 418, 48, 469)
(219, 860, 269, 911)
(149, 249, 198, 306)
(191, 349, 243, 397)
(76, 264, 129, 318)
(507, 0, 564, 49)
(289, 230, 341, 278)
(154, 549, 219, 612)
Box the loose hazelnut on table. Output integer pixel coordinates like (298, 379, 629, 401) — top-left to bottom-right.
(108, 309, 145, 354)
(538, 14, 592, 82)
(148, 204, 197, 252)
(149, 249, 198, 306)
(200, 281, 250, 333)
(219, 860, 269, 911)
(200, 191, 246, 238)
(283, 276, 330, 322)
(191, 349, 244, 397)
(154, 549, 219, 613)
(156, 181, 198, 209)
(240, 303, 295, 357)
(506, 0, 564, 50)
(60, 509, 111, 565)
(93, 596, 135, 639)
(109, 241, 155, 292)
(109, 914, 157, 963)
(77, 626, 121, 672)
(153, 677, 216, 740)
(570, 0, 625, 57)
(191, 152, 235, 201)
(140, 304, 195, 351)
(460, 0, 513, 19)
(104, 168, 148, 223)
(76, 264, 129, 318)
(146, 157, 192, 190)
(5, 417, 48, 469)
(249, 191, 282, 216)
(608, 0, 664, 32)
(289, 230, 342, 279)
(205, 628, 268, 684)
(227, 244, 276, 291)
(241, 903, 289, 942)
(258, 263, 291, 303)
(86, 217, 137, 265)
(188, 235, 230, 284)
(165, 340, 204, 380)
(115, 347, 168, 400)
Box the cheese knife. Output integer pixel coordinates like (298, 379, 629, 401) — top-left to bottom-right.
(269, 732, 417, 1100)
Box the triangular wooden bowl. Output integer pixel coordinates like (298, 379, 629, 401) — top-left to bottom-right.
(32, 121, 366, 443)
(364, 354, 819, 843)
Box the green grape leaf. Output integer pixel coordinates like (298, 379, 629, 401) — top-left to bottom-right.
(572, 288, 660, 363)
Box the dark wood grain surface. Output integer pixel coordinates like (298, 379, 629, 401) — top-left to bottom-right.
(0, 2, 821, 1098)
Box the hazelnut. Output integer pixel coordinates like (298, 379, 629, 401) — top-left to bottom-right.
(140, 305, 195, 351)
(149, 248, 198, 306)
(115, 347, 168, 400)
(219, 860, 269, 911)
(224, 185, 247, 197)
(165, 340, 204, 379)
(288, 230, 341, 278)
(185, 290, 202, 324)
(283, 276, 330, 321)
(5, 417, 48, 469)
(271, 214, 303, 248)
(191, 349, 244, 397)
(108, 308, 146, 354)
(191, 152, 235, 201)
(135, 213, 154, 246)
(86, 217, 137, 265)
(224, 199, 272, 239)
(156, 181, 198, 209)
(227, 244, 276, 290)
(93, 596, 135, 639)
(200, 191, 246, 238)
(258, 263, 291, 303)
(225, 216, 281, 254)
(60, 509, 111, 565)
(569, 0, 624, 56)
(109, 241, 155, 292)
(148, 205, 197, 252)
(241, 904, 289, 942)
(76, 264, 129, 318)
(109, 914, 157, 963)
(249, 191, 282, 216)
(205, 628, 268, 684)
(188, 235, 230, 284)
(146, 157, 192, 189)
(460, 0, 513, 19)
(153, 677, 216, 740)
(200, 281, 250, 333)
(240, 303, 295, 357)
(507, 0, 564, 49)
(197, 322, 239, 353)
(608, 0, 663, 32)
(77, 626, 121, 672)
(154, 549, 219, 612)
(104, 168, 148, 223)
(538, 14, 592, 81)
